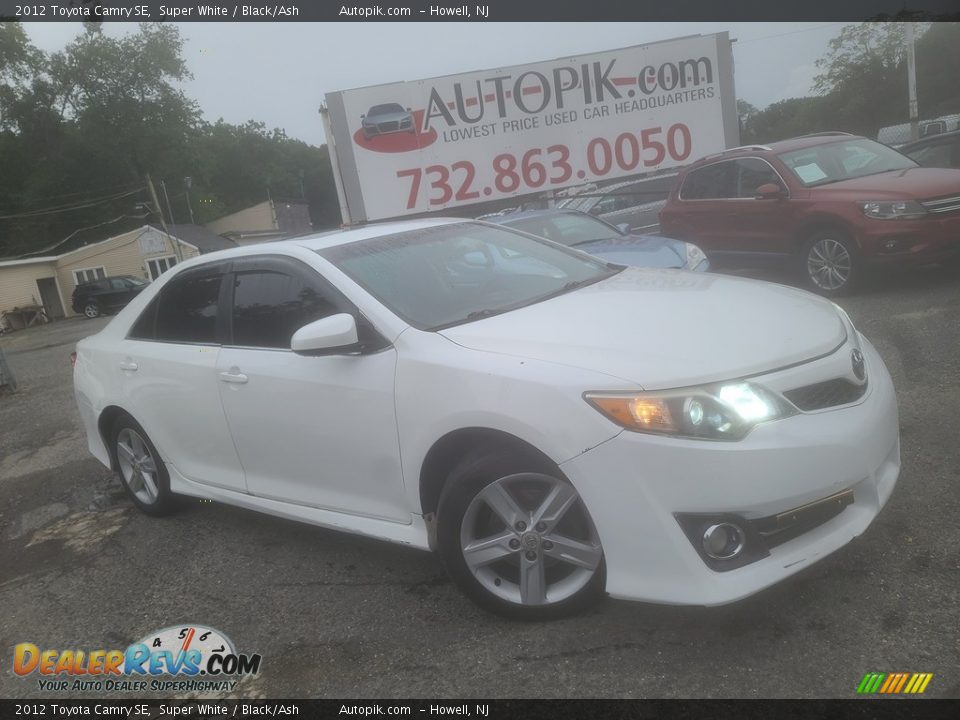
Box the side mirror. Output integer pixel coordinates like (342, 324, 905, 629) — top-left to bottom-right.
(615, 223, 632, 235)
(360, 114, 366, 119)
(755, 183, 785, 200)
(406, 107, 412, 112)
(291, 313, 360, 356)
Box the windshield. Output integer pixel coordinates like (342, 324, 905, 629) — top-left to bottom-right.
(504, 213, 620, 247)
(778, 138, 917, 187)
(368, 103, 405, 115)
(319, 222, 620, 330)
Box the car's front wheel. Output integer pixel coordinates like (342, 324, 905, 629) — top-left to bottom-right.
(801, 230, 859, 296)
(437, 451, 605, 620)
(111, 416, 178, 517)
(83, 301, 101, 318)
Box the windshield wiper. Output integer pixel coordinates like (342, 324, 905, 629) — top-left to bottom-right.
(465, 308, 502, 321)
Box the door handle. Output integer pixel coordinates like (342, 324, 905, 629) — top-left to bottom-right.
(119, 361, 138, 371)
(218, 371, 248, 384)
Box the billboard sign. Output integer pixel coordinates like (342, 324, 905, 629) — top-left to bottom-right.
(324, 33, 738, 223)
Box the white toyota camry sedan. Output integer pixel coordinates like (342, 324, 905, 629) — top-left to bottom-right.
(73, 218, 900, 619)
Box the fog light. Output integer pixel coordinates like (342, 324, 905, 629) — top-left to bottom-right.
(702, 523, 745, 560)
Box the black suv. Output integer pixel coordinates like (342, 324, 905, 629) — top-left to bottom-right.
(72, 276, 148, 318)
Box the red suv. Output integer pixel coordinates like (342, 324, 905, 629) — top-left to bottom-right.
(659, 132, 960, 294)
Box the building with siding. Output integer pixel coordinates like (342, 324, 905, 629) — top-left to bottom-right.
(205, 199, 313, 245)
(0, 225, 235, 330)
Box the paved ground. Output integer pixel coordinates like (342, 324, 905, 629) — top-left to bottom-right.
(1, 265, 958, 699)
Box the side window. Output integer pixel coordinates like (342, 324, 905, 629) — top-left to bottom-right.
(231, 270, 340, 349)
(734, 158, 785, 198)
(154, 273, 223, 344)
(680, 162, 737, 200)
(109, 278, 128, 291)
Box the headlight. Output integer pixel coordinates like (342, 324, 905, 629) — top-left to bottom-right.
(860, 200, 926, 219)
(684, 242, 708, 271)
(585, 382, 795, 441)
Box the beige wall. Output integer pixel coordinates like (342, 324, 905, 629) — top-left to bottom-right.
(53, 227, 199, 317)
(0, 261, 61, 324)
(205, 200, 277, 236)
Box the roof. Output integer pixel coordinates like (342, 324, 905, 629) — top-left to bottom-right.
(0, 255, 59, 267)
(765, 133, 865, 154)
(167, 218, 464, 265)
(162, 224, 237, 254)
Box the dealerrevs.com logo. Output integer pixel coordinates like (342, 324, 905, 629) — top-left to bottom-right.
(13, 624, 261, 693)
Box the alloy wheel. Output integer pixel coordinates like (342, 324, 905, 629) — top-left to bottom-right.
(84, 303, 100, 318)
(116, 428, 160, 505)
(807, 238, 852, 291)
(459, 473, 602, 607)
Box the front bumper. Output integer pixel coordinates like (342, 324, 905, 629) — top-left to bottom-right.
(859, 212, 960, 263)
(560, 339, 900, 605)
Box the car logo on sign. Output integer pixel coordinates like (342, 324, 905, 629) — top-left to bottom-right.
(852, 349, 866, 381)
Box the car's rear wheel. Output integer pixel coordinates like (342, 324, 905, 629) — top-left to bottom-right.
(111, 416, 178, 517)
(83, 301, 101, 319)
(801, 230, 858, 296)
(437, 451, 605, 620)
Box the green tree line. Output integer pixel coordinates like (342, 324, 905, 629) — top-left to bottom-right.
(0, 22, 340, 258)
(739, 22, 960, 145)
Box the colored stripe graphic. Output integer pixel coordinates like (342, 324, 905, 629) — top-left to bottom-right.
(857, 672, 932, 694)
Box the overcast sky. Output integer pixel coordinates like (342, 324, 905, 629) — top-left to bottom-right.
(24, 22, 845, 146)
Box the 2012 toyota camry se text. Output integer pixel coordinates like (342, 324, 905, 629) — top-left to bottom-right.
(72, 219, 900, 619)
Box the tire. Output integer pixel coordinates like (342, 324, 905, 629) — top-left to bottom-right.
(110, 415, 179, 517)
(437, 450, 605, 620)
(83, 301, 101, 319)
(800, 230, 859, 296)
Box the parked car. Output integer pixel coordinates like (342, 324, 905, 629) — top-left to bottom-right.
(486, 208, 709, 271)
(900, 129, 960, 170)
(659, 132, 960, 295)
(360, 103, 415, 139)
(877, 113, 960, 148)
(74, 219, 899, 619)
(71, 275, 148, 319)
(557, 174, 677, 232)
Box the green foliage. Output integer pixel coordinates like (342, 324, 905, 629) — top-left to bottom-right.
(0, 22, 338, 258)
(742, 22, 960, 144)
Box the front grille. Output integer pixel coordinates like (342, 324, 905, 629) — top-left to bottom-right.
(379, 121, 399, 132)
(920, 194, 960, 214)
(784, 378, 867, 411)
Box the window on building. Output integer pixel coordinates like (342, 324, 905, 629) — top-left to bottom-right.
(73, 267, 107, 285)
(147, 255, 178, 281)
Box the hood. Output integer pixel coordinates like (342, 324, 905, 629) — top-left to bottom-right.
(576, 235, 686, 269)
(812, 167, 960, 199)
(438, 268, 846, 390)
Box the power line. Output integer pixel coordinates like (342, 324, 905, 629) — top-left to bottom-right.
(0, 182, 145, 210)
(735, 23, 847, 45)
(0, 187, 146, 221)
(12, 213, 151, 259)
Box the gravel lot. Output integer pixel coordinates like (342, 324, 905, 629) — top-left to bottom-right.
(1, 264, 958, 700)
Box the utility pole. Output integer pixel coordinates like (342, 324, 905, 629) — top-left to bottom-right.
(184, 177, 196, 224)
(160, 180, 177, 226)
(146, 174, 183, 262)
(906, 21, 919, 142)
